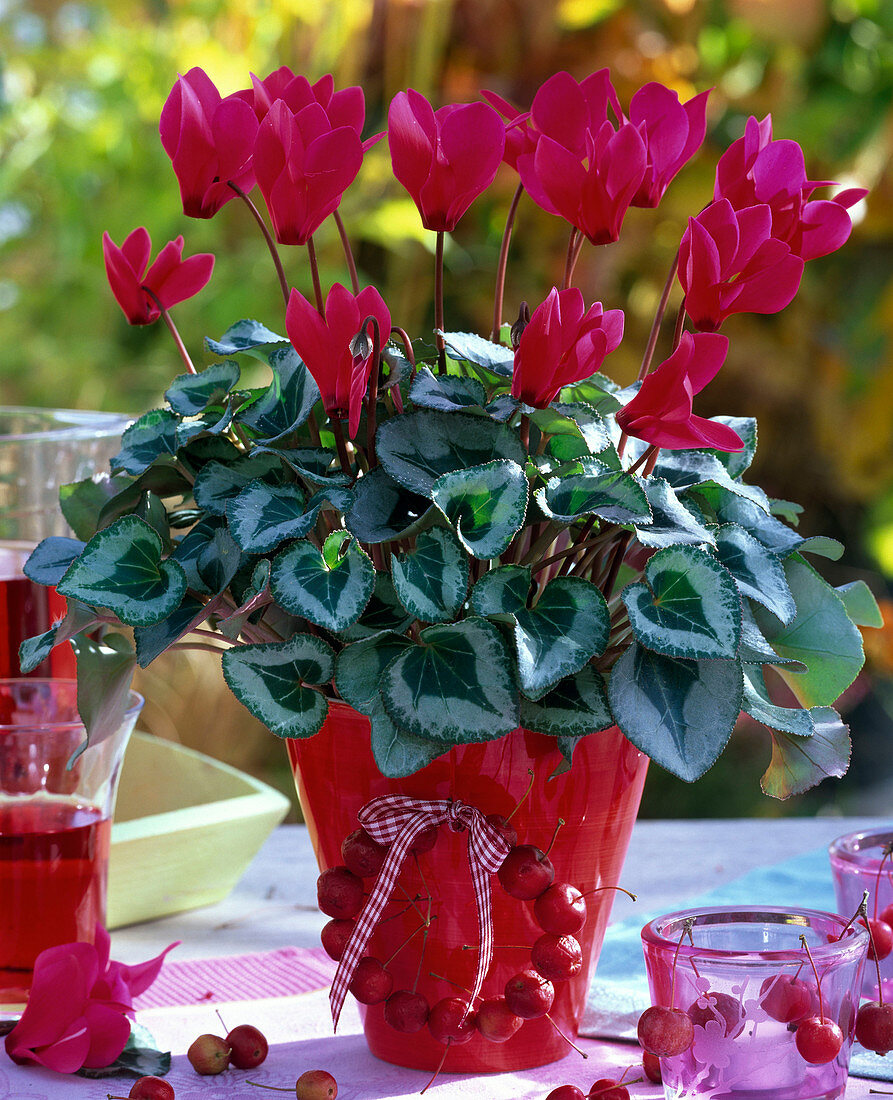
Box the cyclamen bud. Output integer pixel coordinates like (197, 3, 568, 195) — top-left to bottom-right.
(510, 302, 531, 351)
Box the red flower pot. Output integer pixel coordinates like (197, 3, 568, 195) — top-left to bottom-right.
(288, 701, 648, 1072)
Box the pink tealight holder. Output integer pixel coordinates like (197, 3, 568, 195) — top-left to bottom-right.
(640, 906, 868, 1100)
(829, 827, 893, 1001)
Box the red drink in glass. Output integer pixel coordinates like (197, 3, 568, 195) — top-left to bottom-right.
(0, 798, 110, 1001)
(0, 542, 74, 679)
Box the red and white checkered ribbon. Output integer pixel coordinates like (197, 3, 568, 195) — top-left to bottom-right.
(329, 794, 512, 1029)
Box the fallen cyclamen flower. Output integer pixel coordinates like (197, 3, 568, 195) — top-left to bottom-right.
(715, 114, 867, 260)
(511, 287, 624, 408)
(625, 82, 709, 208)
(4, 928, 177, 1074)
(286, 283, 391, 438)
(102, 228, 214, 325)
(388, 90, 505, 232)
(160, 67, 259, 219)
(679, 199, 804, 331)
(254, 99, 365, 246)
(615, 332, 743, 452)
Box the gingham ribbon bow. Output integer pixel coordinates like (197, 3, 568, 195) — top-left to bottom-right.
(329, 794, 512, 1028)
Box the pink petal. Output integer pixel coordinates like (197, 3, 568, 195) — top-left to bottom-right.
(728, 251, 803, 316)
(103, 232, 152, 324)
(682, 332, 730, 394)
(530, 71, 592, 158)
(528, 135, 586, 223)
(388, 90, 435, 200)
(687, 415, 745, 452)
(12, 1019, 92, 1073)
(81, 1002, 132, 1069)
(796, 198, 854, 260)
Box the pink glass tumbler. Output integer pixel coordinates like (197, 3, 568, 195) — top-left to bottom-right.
(641, 906, 867, 1100)
(829, 827, 893, 1001)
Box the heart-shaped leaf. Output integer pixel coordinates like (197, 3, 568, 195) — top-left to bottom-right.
(607, 642, 743, 782)
(111, 410, 178, 476)
(752, 557, 864, 707)
(175, 405, 235, 446)
(57, 516, 187, 626)
(520, 666, 612, 737)
(440, 331, 514, 376)
(165, 361, 241, 416)
(514, 576, 610, 697)
(370, 712, 446, 778)
(692, 484, 802, 557)
(345, 466, 430, 544)
(472, 565, 531, 617)
(377, 410, 526, 497)
(197, 525, 245, 594)
(737, 602, 806, 669)
(701, 416, 757, 478)
(432, 459, 528, 560)
(271, 532, 375, 631)
(381, 618, 518, 742)
(18, 600, 101, 675)
(193, 454, 283, 516)
(206, 318, 288, 358)
(742, 667, 816, 738)
(653, 451, 769, 512)
(171, 517, 223, 594)
(635, 478, 715, 549)
(622, 545, 741, 660)
(222, 634, 334, 738)
(340, 574, 414, 641)
(713, 524, 796, 624)
(24, 537, 86, 586)
(835, 580, 884, 628)
(235, 347, 320, 440)
(409, 367, 487, 411)
(253, 446, 350, 486)
(760, 706, 851, 799)
(226, 482, 310, 554)
(60, 475, 133, 542)
(134, 595, 208, 666)
(538, 458, 651, 526)
(391, 528, 469, 622)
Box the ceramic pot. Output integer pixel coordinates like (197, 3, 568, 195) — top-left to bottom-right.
(288, 701, 648, 1072)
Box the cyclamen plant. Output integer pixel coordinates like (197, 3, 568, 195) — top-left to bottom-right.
(22, 67, 880, 793)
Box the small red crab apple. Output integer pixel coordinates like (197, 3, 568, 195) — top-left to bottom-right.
(855, 1001, 893, 1054)
(225, 1023, 269, 1069)
(340, 827, 388, 878)
(187, 1033, 231, 1075)
(759, 972, 814, 1024)
(545, 1087, 585, 1100)
(107, 1077, 175, 1100)
(475, 996, 523, 1042)
(316, 866, 364, 919)
(247, 1071, 338, 1099)
(794, 936, 843, 1065)
(384, 989, 430, 1033)
(687, 990, 745, 1037)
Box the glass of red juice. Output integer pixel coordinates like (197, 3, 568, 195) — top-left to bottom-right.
(0, 406, 130, 679)
(0, 678, 143, 1006)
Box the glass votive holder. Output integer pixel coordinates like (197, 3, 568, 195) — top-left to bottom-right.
(641, 906, 868, 1100)
(829, 827, 893, 1001)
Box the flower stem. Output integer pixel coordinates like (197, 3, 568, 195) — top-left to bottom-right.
(333, 208, 360, 295)
(563, 227, 580, 290)
(434, 230, 446, 372)
(143, 289, 195, 374)
(491, 181, 524, 342)
(229, 182, 289, 307)
(637, 246, 680, 382)
(331, 418, 353, 477)
(307, 235, 325, 316)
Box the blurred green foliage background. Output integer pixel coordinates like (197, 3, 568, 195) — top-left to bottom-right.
(2, 0, 892, 817)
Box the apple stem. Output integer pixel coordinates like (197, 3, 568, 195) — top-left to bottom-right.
(428, 971, 474, 996)
(384, 917, 435, 968)
(505, 769, 536, 824)
(580, 885, 637, 903)
(544, 1012, 588, 1059)
(837, 890, 871, 939)
(670, 918, 695, 1009)
(245, 1083, 293, 1092)
(419, 1038, 450, 1094)
(543, 818, 565, 860)
(799, 935, 827, 1022)
(873, 843, 893, 920)
(859, 895, 887, 1005)
(215, 1009, 229, 1034)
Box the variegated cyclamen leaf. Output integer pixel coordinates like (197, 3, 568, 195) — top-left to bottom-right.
(432, 460, 528, 560)
(514, 576, 610, 698)
(23, 537, 86, 586)
(391, 528, 469, 622)
(742, 666, 816, 738)
(737, 602, 806, 669)
(193, 454, 283, 516)
(381, 618, 519, 743)
(713, 524, 796, 624)
(607, 642, 743, 782)
(175, 405, 235, 447)
(409, 366, 487, 411)
(18, 600, 101, 674)
(622, 545, 741, 660)
(340, 573, 414, 641)
(335, 632, 416, 714)
(171, 517, 223, 594)
(111, 410, 178, 476)
(537, 458, 651, 526)
(222, 635, 334, 739)
(57, 516, 187, 627)
(376, 410, 526, 497)
(165, 361, 241, 416)
(701, 416, 757, 479)
(253, 446, 351, 486)
(440, 331, 515, 376)
(635, 478, 716, 549)
(760, 706, 851, 799)
(752, 557, 863, 707)
(691, 484, 802, 557)
(471, 565, 531, 617)
(206, 318, 288, 358)
(218, 559, 272, 641)
(652, 451, 769, 512)
(59, 475, 132, 542)
(370, 711, 446, 778)
(70, 633, 138, 762)
(345, 466, 430, 544)
(235, 346, 320, 440)
(134, 595, 207, 667)
(271, 532, 375, 631)
(196, 525, 244, 594)
(226, 482, 309, 554)
(520, 666, 612, 737)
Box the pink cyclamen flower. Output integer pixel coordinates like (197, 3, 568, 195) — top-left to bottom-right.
(615, 332, 743, 452)
(4, 928, 177, 1074)
(286, 283, 391, 438)
(715, 114, 867, 261)
(678, 199, 805, 331)
(388, 90, 506, 232)
(511, 287, 624, 408)
(625, 83, 710, 207)
(102, 228, 214, 325)
(254, 99, 364, 246)
(160, 68, 259, 219)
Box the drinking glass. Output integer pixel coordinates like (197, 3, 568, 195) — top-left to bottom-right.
(829, 827, 893, 1001)
(0, 406, 130, 678)
(641, 905, 868, 1100)
(0, 678, 143, 1004)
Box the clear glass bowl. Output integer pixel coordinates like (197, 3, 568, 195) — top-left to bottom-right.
(829, 827, 893, 1001)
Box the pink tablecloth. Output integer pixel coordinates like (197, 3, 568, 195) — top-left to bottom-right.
(2, 948, 887, 1098)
